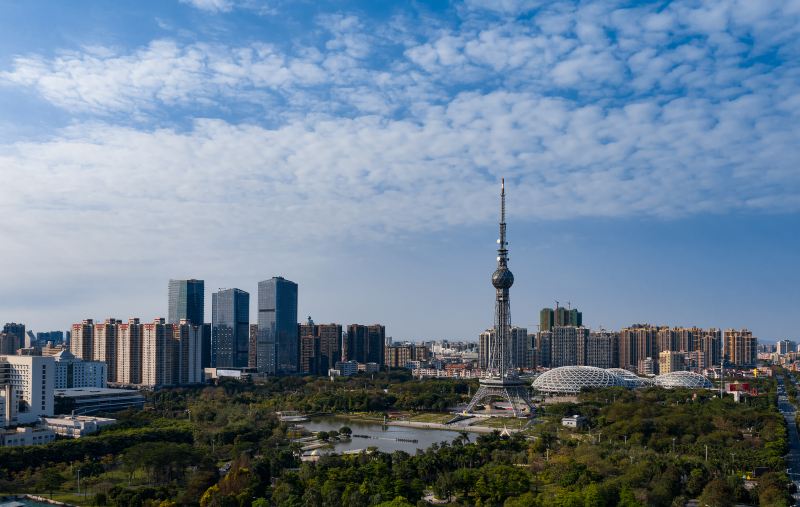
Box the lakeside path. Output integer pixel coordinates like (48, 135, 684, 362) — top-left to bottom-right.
(335, 415, 522, 434)
(385, 419, 505, 434)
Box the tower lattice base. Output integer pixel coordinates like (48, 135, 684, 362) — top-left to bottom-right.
(464, 376, 535, 418)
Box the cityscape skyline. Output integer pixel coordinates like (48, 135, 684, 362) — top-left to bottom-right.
(1, 1, 799, 343)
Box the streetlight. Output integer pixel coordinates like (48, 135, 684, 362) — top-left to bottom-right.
(672, 437, 676, 454)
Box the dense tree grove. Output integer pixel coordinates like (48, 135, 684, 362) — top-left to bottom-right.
(0, 372, 793, 506)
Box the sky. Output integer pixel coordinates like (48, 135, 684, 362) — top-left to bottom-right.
(0, 0, 798, 343)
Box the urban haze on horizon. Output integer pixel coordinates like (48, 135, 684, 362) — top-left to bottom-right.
(1, 1, 798, 344)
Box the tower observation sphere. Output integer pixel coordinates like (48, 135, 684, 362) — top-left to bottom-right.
(492, 267, 514, 289)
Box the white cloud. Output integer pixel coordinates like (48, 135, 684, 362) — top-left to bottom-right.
(179, 0, 234, 13)
(0, 0, 798, 237)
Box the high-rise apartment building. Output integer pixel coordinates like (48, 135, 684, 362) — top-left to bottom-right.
(656, 328, 678, 353)
(478, 329, 492, 369)
(301, 320, 342, 375)
(299, 318, 319, 374)
(93, 318, 120, 383)
(510, 326, 531, 369)
(539, 307, 582, 332)
(619, 325, 658, 373)
(367, 325, 386, 365)
(172, 320, 203, 385)
(658, 350, 684, 374)
(116, 318, 142, 385)
(212, 288, 250, 368)
(168, 279, 205, 325)
(257, 277, 298, 375)
(539, 309, 555, 333)
(70, 319, 94, 360)
(586, 331, 619, 369)
(697, 329, 721, 368)
(550, 326, 588, 367)
(480, 327, 531, 369)
(344, 324, 385, 366)
(724, 329, 758, 367)
(385, 343, 414, 369)
(141, 318, 173, 388)
(0, 355, 54, 424)
(385, 342, 430, 369)
(535, 331, 552, 368)
(318, 323, 342, 373)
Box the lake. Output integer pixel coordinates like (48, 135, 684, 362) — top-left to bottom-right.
(301, 416, 466, 454)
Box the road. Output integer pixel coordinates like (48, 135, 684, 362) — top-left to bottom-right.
(776, 375, 800, 506)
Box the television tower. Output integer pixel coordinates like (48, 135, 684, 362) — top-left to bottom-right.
(464, 179, 535, 418)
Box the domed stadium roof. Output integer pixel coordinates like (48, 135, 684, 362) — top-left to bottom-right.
(532, 366, 626, 395)
(654, 371, 713, 389)
(605, 368, 654, 388)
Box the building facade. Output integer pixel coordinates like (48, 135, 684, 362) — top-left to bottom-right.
(539, 307, 582, 332)
(248, 324, 258, 368)
(658, 350, 684, 374)
(211, 288, 250, 368)
(344, 324, 385, 366)
(93, 318, 120, 382)
(70, 319, 95, 361)
(141, 319, 173, 388)
(53, 350, 106, 389)
(0, 355, 55, 424)
(173, 320, 203, 385)
(550, 326, 589, 368)
(116, 319, 142, 385)
(257, 277, 299, 375)
(2, 323, 26, 349)
(586, 331, 619, 369)
(168, 279, 205, 325)
(724, 329, 758, 367)
(0, 333, 20, 355)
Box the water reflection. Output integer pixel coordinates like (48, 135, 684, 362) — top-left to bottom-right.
(301, 416, 464, 454)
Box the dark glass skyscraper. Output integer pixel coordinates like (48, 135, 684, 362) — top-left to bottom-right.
(168, 279, 205, 325)
(257, 277, 298, 375)
(211, 288, 250, 368)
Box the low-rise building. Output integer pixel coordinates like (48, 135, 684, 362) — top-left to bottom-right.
(43, 415, 116, 438)
(334, 361, 359, 376)
(203, 367, 255, 382)
(358, 362, 380, 374)
(54, 387, 145, 415)
(0, 426, 56, 447)
(561, 415, 588, 429)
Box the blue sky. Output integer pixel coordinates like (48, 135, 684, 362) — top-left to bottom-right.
(0, 0, 798, 342)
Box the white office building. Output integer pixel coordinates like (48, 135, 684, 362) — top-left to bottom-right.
(0, 355, 55, 424)
(53, 350, 107, 389)
(0, 384, 18, 427)
(43, 415, 116, 438)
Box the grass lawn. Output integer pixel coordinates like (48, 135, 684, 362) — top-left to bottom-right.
(408, 413, 452, 424)
(473, 417, 530, 430)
